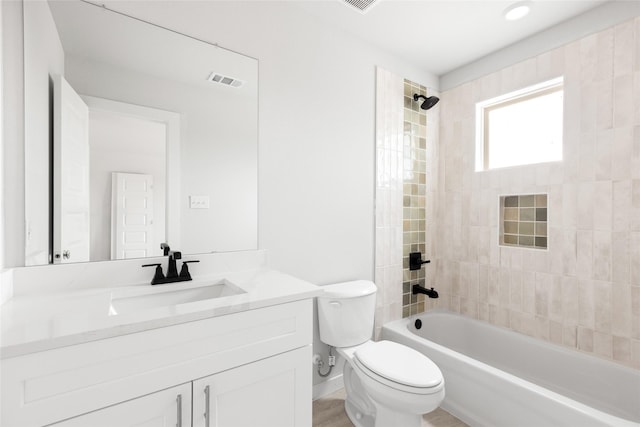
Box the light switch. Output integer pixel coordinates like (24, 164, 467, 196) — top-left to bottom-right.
(190, 195, 210, 209)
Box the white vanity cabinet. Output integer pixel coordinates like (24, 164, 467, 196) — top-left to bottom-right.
(1, 299, 313, 427)
(51, 384, 192, 427)
(192, 347, 309, 427)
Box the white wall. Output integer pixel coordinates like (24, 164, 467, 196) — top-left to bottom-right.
(0, 0, 4, 270)
(23, 0, 65, 265)
(89, 110, 166, 261)
(1, 0, 25, 269)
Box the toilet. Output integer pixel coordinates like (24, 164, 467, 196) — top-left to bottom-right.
(317, 280, 444, 427)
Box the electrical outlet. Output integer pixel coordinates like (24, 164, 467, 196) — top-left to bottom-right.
(189, 195, 210, 209)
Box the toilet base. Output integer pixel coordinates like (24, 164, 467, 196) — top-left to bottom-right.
(340, 355, 433, 427)
(345, 398, 423, 427)
(373, 402, 423, 427)
(344, 398, 374, 427)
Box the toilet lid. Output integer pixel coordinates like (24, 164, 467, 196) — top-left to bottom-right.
(354, 340, 442, 388)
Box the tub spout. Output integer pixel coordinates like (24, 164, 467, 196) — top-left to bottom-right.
(412, 284, 439, 298)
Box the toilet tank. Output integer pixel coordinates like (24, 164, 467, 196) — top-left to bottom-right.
(317, 280, 377, 347)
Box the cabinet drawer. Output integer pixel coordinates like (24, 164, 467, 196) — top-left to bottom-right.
(1, 299, 312, 427)
(51, 383, 191, 427)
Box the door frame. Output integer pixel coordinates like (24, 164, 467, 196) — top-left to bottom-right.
(81, 95, 182, 250)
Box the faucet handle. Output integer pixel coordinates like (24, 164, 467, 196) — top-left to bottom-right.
(142, 263, 165, 284)
(179, 260, 199, 280)
(409, 252, 431, 271)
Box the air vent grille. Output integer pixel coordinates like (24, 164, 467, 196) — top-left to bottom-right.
(207, 72, 244, 88)
(343, 0, 378, 13)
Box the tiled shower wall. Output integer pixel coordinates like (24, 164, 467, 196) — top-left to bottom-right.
(374, 67, 404, 338)
(402, 80, 428, 317)
(375, 68, 440, 337)
(436, 16, 640, 369)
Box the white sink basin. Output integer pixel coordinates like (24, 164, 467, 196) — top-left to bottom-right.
(108, 281, 245, 315)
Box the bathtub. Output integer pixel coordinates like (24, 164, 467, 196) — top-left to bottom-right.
(382, 310, 640, 427)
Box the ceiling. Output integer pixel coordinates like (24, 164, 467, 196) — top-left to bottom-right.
(292, 0, 609, 76)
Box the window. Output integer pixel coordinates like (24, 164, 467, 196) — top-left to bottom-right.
(476, 77, 563, 171)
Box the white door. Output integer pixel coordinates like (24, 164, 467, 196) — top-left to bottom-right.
(53, 75, 90, 264)
(51, 383, 191, 427)
(193, 347, 312, 427)
(111, 172, 155, 259)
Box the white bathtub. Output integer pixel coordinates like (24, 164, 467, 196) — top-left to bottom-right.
(382, 310, 640, 427)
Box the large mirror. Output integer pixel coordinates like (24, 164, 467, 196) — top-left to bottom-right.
(23, 0, 258, 265)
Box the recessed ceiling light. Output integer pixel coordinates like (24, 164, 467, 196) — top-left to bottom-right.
(504, 2, 531, 21)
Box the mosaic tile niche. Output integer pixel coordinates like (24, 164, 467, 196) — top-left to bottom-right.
(500, 194, 548, 249)
(402, 79, 429, 317)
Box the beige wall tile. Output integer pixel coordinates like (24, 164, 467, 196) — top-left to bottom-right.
(611, 232, 630, 284)
(410, 17, 640, 369)
(549, 320, 564, 345)
(592, 231, 612, 281)
(614, 20, 634, 78)
(578, 279, 595, 328)
(612, 284, 632, 336)
(632, 339, 640, 368)
(576, 230, 593, 280)
(594, 280, 612, 333)
(632, 286, 640, 339)
(595, 130, 613, 180)
(612, 336, 632, 363)
(614, 75, 634, 128)
(578, 327, 594, 352)
(613, 127, 633, 180)
(631, 233, 640, 285)
(593, 181, 613, 230)
(563, 324, 578, 348)
(562, 276, 579, 324)
(612, 181, 632, 232)
(593, 331, 613, 358)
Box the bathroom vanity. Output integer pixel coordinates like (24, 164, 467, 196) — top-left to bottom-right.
(2, 2, 320, 425)
(1, 251, 320, 427)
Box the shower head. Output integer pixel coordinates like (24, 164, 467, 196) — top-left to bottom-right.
(413, 94, 439, 110)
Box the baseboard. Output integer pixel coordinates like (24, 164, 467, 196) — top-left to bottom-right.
(312, 374, 344, 400)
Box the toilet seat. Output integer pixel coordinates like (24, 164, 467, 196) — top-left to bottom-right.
(353, 340, 443, 395)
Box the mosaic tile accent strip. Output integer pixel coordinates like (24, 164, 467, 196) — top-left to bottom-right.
(402, 79, 429, 318)
(500, 194, 548, 249)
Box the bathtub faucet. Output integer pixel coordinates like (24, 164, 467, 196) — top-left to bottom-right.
(412, 284, 439, 298)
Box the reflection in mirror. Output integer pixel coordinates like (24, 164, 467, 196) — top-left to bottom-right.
(23, 0, 258, 266)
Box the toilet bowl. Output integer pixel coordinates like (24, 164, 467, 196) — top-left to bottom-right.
(317, 281, 444, 427)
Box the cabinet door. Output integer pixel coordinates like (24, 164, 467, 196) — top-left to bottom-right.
(193, 346, 311, 427)
(52, 383, 191, 427)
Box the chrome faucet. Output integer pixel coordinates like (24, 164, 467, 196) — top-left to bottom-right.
(142, 244, 199, 285)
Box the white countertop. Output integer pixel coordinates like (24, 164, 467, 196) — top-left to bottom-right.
(0, 269, 321, 359)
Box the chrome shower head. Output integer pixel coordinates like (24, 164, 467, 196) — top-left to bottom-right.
(413, 94, 439, 110)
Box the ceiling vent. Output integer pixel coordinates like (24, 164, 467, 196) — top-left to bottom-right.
(342, 0, 378, 13)
(207, 72, 243, 88)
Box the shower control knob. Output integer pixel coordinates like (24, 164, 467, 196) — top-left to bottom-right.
(409, 252, 430, 270)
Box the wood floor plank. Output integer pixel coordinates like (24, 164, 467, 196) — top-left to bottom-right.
(312, 389, 469, 427)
